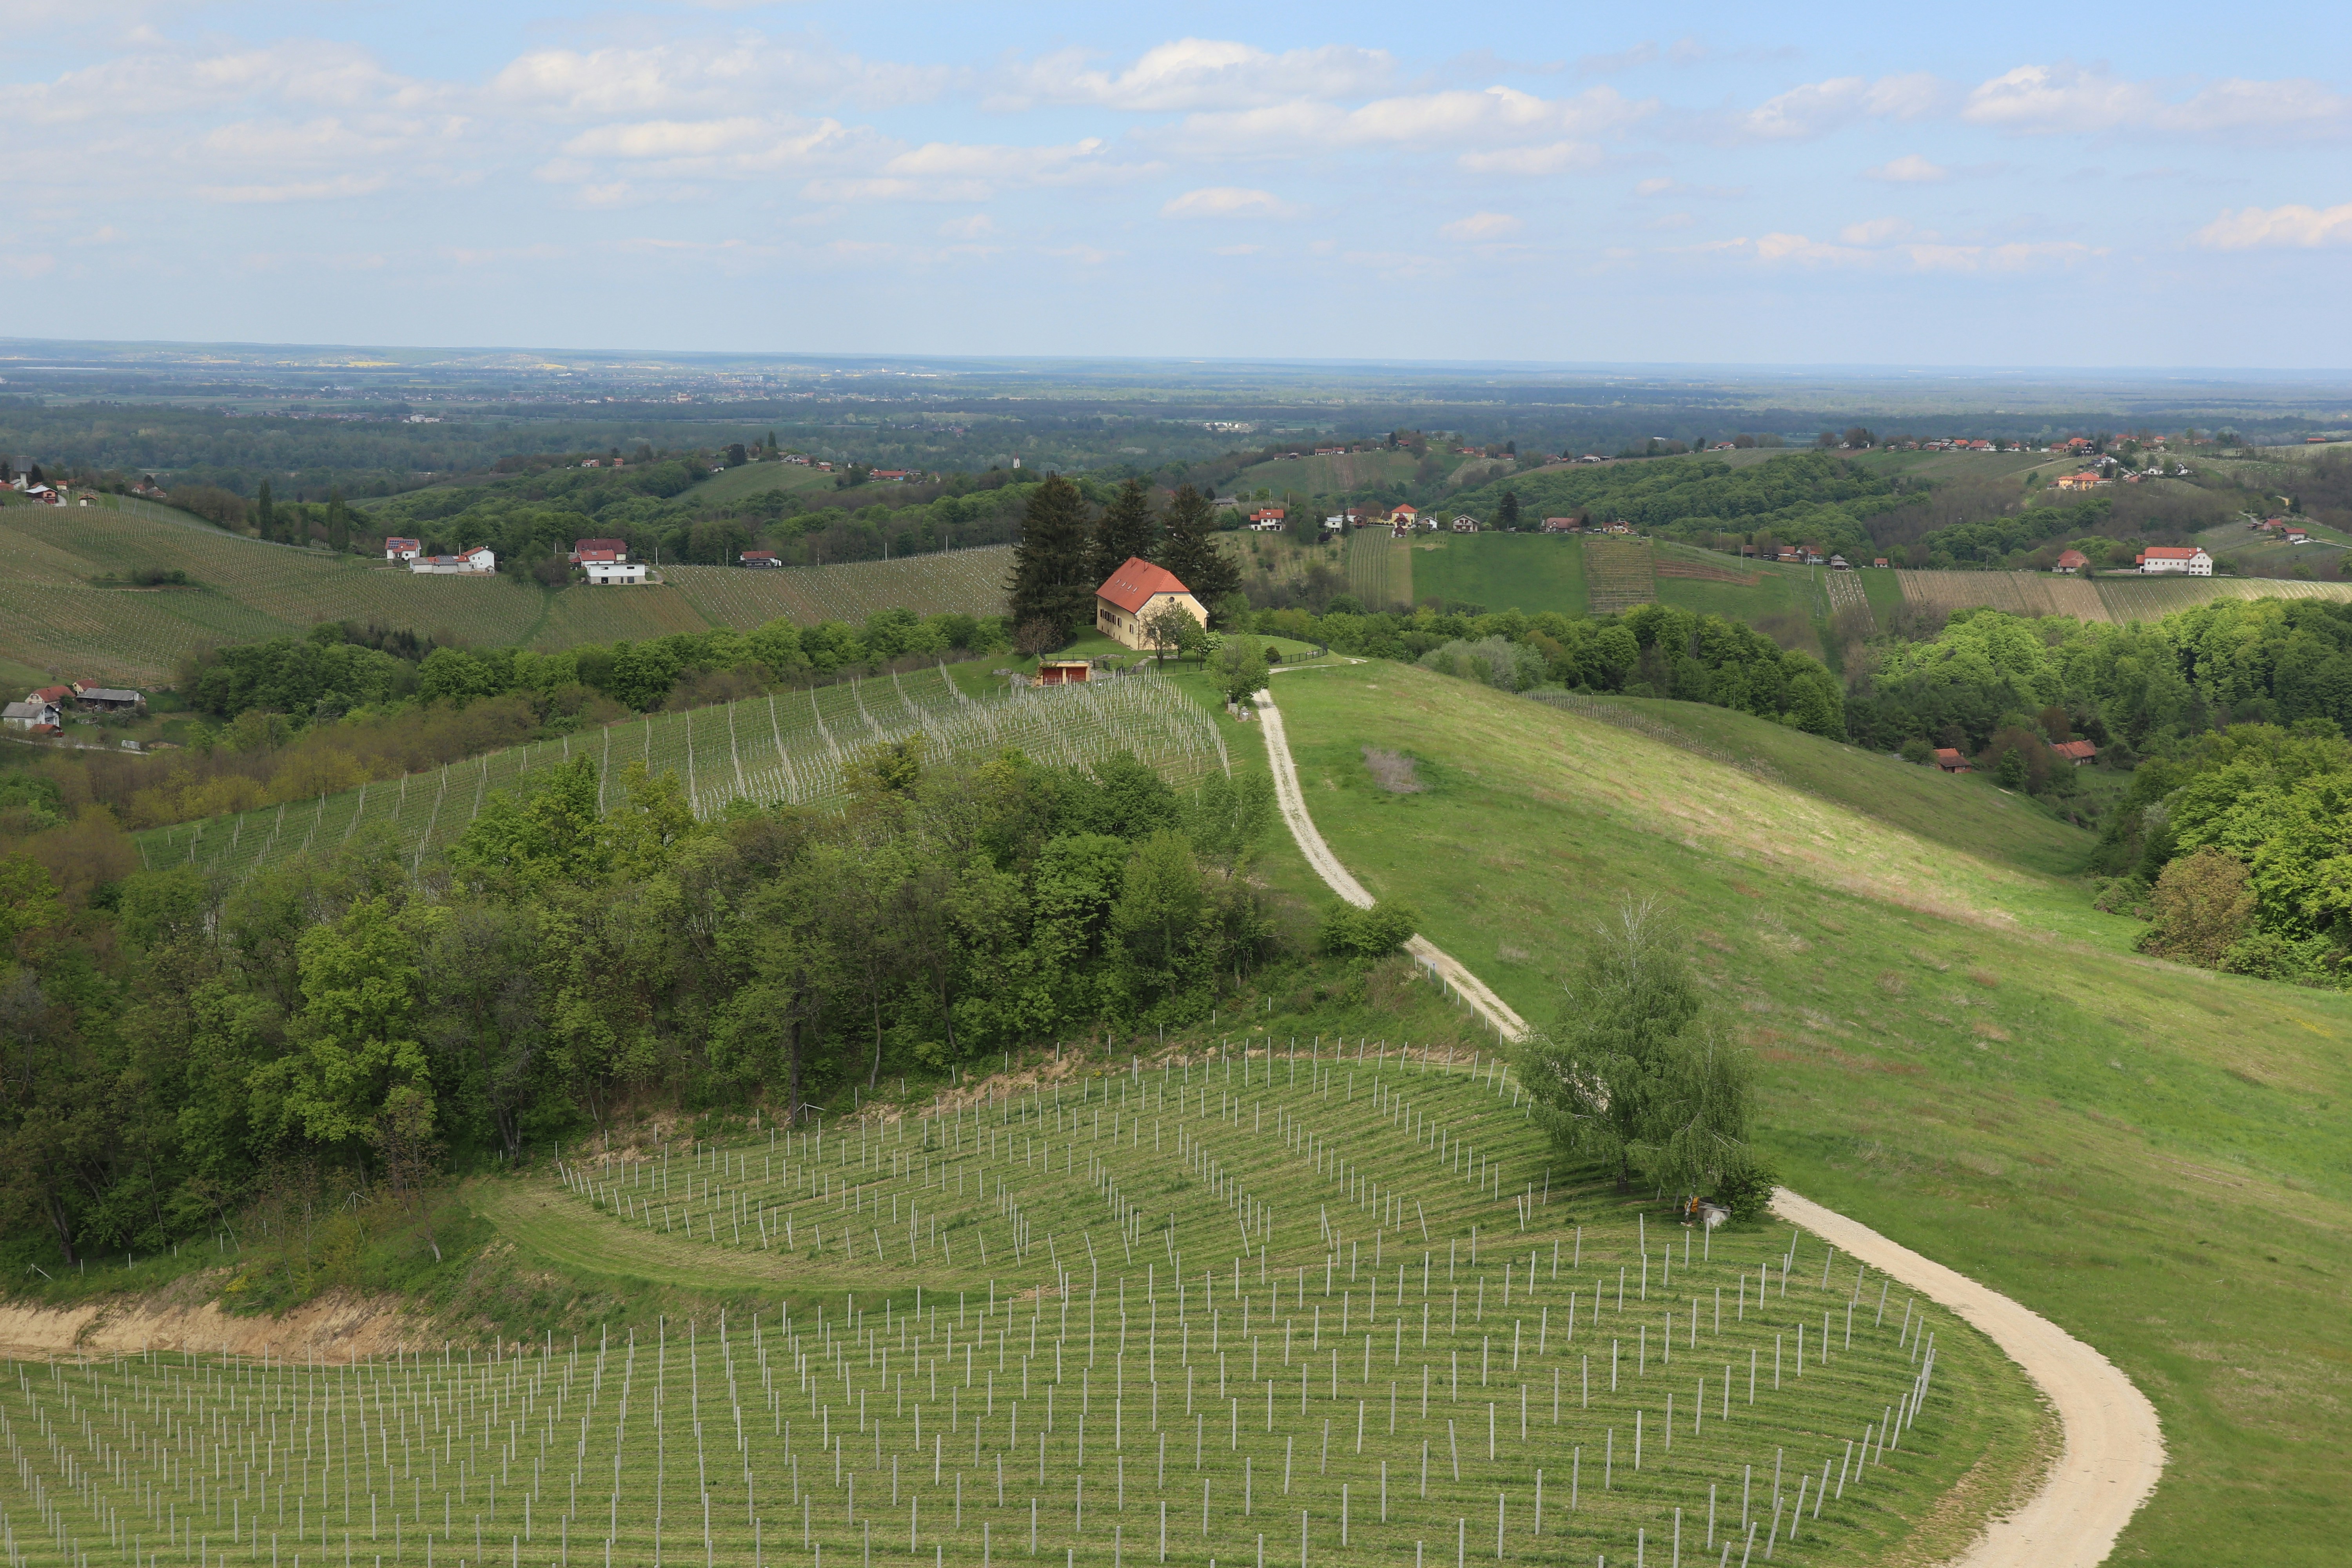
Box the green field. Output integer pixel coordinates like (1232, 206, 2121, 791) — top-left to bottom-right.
(1265, 662, 2352, 1566)
(1, 1046, 2042, 1568)
(1408, 534, 1587, 616)
(1895, 569, 2352, 624)
(1649, 550, 1819, 643)
(1344, 529, 1410, 611)
(1230, 450, 1421, 497)
(1845, 449, 2067, 484)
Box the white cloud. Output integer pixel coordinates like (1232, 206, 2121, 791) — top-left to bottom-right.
(794, 137, 1134, 203)
(1161, 186, 1297, 219)
(1740, 73, 1948, 140)
(939, 214, 998, 240)
(562, 117, 773, 158)
(1838, 217, 1914, 245)
(1459, 141, 1601, 175)
(990, 38, 1394, 112)
(1170, 84, 1649, 155)
(1963, 63, 2352, 138)
(1441, 211, 1523, 241)
(490, 39, 944, 117)
(1635, 177, 1675, 197)
(1863, 153, 1947, 183)
(195, 173, 389, 203)
(1714, 230, 2102, 272)
(2193, 201, 2352, 249)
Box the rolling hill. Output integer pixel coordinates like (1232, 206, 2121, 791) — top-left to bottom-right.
(0, 495, 1012, 686)
(1257, 660, 2352, 1567)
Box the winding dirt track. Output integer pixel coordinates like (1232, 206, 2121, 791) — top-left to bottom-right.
(1251, 688, 2167, 1568)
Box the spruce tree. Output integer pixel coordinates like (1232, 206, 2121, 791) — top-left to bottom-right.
(1088, 477, 1160, 584)
(327, 489, 350, 553)
(1006, 472, 1094, 640)
(254, 480, 276, 544)
(1156, 484, 1241, 621)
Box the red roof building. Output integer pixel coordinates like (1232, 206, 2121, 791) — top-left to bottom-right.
(571, 537, 629, 562)
(1933, 748, 1972, 773)
(2056, 548, 2090, 573)
(2052, 739, 2098, 765)
(1095, 557, 1206, 652)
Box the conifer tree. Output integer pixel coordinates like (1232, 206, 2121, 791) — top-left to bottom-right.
(1088, 477, 1160, 584)
(327, 489, 350, 553)
(1006, 472, 1094, 639)
(254, 480, 276, 544)
(1156, 484, 1242, 622)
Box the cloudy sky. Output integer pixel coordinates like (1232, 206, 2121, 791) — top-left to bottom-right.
(8, 0, 2352, 367)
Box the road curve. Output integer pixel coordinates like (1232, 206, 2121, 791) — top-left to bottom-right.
(1250, 687, 2166, 1567)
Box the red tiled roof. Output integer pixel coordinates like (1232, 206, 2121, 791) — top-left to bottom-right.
(2138, 546, 2203, 561)
(2052, 739, 2098, 761)
(574, 537, 628, 554)
(2057, 549, 2089, 568)
(1096, 556, 1192, 615)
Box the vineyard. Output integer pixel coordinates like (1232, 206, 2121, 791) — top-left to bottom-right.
(1820, 572, 1875, 635)
(0, 1049, 2004, 1568)
(1653, 555, 1759, 587)
(1895, 570, 2352, 625)
(1580, 539, 1656, 614)
(136, 670, 1227, 881)
(1343, 532, 1409, 611)
(667, 549, 1013, 631)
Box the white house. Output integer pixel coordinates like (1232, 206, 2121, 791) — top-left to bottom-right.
(1094, 556, 1207, 651)
(1451, 516, 1480, 533)
(585, 559, 649, 585)
(384, 537, 422, 561)
(2135, 546, 2212, 576)
(3, 698, 61, 732)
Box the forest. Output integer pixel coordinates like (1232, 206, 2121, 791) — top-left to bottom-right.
(0, 738, 1306, 1268)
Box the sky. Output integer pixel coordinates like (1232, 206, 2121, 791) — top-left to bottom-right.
(7, 0, 2352, 369)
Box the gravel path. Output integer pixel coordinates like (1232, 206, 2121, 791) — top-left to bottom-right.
(1251, 686, 2167, 1567)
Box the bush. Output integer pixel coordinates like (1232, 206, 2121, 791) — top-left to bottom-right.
(1319, 898, 1419, 958)
(2136, 847, 2256, 967)
(1898, 738, 1933, 766)
(1713, 1155, 1779, 1221)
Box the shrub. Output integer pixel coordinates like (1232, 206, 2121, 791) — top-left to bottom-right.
(1319, 898, 1419, 958)
(2136, 847, 2256, 967)
(1898, 737, 1933, 766)
(1713, 1154, 1779, 1221)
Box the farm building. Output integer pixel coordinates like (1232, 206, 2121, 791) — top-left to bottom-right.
(2052, 739, 2098, 766)
(383, 537, 422, 561)
(585, 560, 648, 585)
(1094, 556, 1207, 651)
(570, 537, 629, 563)
(410, 546, 496, 575)
(741, 550, 781, 568)
(1450, 517, 1480, 533)
(2055, 549, 2090, 573)
(1388, 504, 1419, 524)
(1872, 557, 1891, 568)
(1934, 748, 1972, 773)
(1541, 518, 1580, 533)
(73, 681, 143, 712)
(2134, 546, 2211, 576)
(3, 698, 61, 733)
(1034, 660, 1092, 686)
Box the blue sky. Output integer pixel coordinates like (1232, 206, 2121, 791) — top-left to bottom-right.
(9, 1, 2352, 367)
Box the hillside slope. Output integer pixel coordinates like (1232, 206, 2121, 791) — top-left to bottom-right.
(1269, 662, 2352, 1567)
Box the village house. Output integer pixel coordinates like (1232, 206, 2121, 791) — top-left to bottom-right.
(384, 537, 422, 562)
(1388, 504, 1419, 525)
(1872, 557, 1892, 569)
(1933, 748, 1973, 773)
(1247, 506, 1287, 532)
(1094, 556, 1206, 652)
(1541, 517, 1580, 533)
(570, 537, 629, 563)
(2055, 548, 2090, 574)
(740, 550, 781, 568)
(2052, 739, 2099, 766)
(2, 696, 62, 733)
(2284, 524, 2311, 543)
(2135, 546, 2212, 576)
(1450, 516, 1480, 533)
(584, 559, 648, 585)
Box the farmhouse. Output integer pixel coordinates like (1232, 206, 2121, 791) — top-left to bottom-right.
(2284, 524, 2311, 543)
(585, 560, 648, 585)
(2055, 549, 2090, 574)
(1541, 518, 1580, 533)
(3, 698, 61, 733)
(2052, 739, 2098, 766)
(1388, 504, 1419, 524)
(1094, 556, 1206, 651)
(383, 537, 422, 562)
(570, 537, 629, 563)
(2054, 471, 2106, 491)
(1872, 557, 1891, 569)
(1933, 748, 1973, 773)
(740, 550, 781, 568)
(1450, 516, 1480, 533)
(2135, 546, 2211, 576)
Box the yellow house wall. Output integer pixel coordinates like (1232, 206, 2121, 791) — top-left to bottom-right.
(1095, 590, 1206, 650)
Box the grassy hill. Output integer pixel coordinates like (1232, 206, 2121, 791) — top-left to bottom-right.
(1262, 661, 2352, 1566)
(679, 458, 858, 506)
(1895, 568, 2352, 623)
(0, 495, 1012, 687)
(1407, 532, 1587, 616)
(1231, 448, 1421, 496)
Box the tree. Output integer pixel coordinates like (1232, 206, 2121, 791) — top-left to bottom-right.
(1007, 473, 1094, 639)
(326, 489, 350, 553)
(1089, 477, 1160, 585)
(1157, 485, 1242, 621)
(1286, 491, 1316, 546)
(1142, 601, 1203, 664)
(1498, 490, 1521, 529)
(1517, 897, 1756, 1194)
(2138, 848, 2257, 967)
(254, 480, 276, 544)
(1207, 639, 1268, 706)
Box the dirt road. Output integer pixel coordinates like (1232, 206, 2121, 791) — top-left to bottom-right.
(1252, 687, 2166, 1567)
